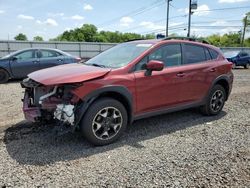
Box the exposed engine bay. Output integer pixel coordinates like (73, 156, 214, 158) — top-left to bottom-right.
(21, 78, 81, 126)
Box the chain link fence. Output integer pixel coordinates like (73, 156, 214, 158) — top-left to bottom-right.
(0, 40, 116, 59)
(1, 40, 250, 58)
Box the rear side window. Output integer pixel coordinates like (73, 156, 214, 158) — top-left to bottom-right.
(204, 48, 212, 60)
(39, 50, 60, 58)
(184, 44, 206, 64)
(208, 49, 219, 60)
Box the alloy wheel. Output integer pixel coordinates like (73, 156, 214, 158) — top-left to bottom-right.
(210, 90, 224, 113)
(92, 107, 123, 140)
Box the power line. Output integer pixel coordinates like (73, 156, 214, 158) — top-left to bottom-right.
(97, 0, 165, 27)
(121, 5, 249, 33)
(194, 5, 250, 13)
(122, 19, 242, 33)
(97, 4, 250, 35)
(121, 14, 188, 32)
(141, 24, 243, 35)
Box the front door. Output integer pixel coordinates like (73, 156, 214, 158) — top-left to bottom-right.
(134, 43, 184, 114)
(10, 49, 40, 78)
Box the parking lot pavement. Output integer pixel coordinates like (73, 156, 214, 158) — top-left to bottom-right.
(0, 69, 249, 187)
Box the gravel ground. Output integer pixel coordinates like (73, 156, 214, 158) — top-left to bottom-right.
(0, 69, 250, 187)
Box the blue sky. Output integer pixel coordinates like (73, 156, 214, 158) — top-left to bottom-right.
(0, 0, 249, 40)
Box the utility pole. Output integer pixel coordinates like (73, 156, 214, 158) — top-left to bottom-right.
(187, 0, 197, 37)
(166, 0, 172, 37)
(241, 15, 247, 47)
(187, 0, 192, 37)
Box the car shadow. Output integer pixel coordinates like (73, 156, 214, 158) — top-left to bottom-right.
(233, 67, 246, 70)
(3, 109, 227, 166)
(1, 78, 22, 85)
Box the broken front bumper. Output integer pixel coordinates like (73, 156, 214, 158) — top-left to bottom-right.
(23, 91, 41, 122)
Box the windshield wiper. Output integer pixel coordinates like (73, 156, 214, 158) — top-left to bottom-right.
(88, 63, 107, 68)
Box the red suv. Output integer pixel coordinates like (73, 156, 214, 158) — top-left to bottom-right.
(21, 37, 233, 145)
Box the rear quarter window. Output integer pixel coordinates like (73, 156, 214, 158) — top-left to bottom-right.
(204, 48, 212, 61)
(208, 48, 219, 60)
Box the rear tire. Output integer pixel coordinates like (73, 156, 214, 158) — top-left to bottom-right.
(80, 98, 128, 146)
(244, 63, 249, 69)
(0, 69, 9, 84)
(200, 85, 226, 116)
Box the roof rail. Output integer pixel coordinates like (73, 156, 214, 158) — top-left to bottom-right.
(163, 37, 210, 44)
(126, 38, 145, 42)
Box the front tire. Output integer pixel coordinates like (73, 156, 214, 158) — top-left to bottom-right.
(80, 98, 128, 146)
(0, 69, 9, 84)
(244, 63, 249, 69)
(200, 85, 226, 116)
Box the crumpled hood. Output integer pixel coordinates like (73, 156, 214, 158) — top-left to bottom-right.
(28, 63, 111, 85)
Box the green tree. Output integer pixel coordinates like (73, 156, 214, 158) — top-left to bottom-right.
(245, 37, 250, 47)
(33, 36, 43, 41)
(14, 33, 28, 41)
(206, 32, 241, 47)
(80, 24, 98, 42)
(145, 34, 155, 39)
(206, 34, 221, 46)
(51, 24, 152, 43)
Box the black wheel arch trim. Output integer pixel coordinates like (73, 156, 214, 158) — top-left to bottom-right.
(206, 75, 232, 101)
(74, 85, 134, 126)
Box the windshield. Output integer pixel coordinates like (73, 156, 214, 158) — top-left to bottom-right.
(1, 51, 19, 59)
(223, 51, 239, 58)
(85, 42, 153, 68)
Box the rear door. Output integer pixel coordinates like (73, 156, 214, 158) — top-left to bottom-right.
(179, 43, 218, 103)
(10, 49, 40, 78)
(38, 49, 65, 70)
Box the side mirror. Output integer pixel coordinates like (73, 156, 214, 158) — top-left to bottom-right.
(11, 56, 18, 61)
(145, 60, 164, 76)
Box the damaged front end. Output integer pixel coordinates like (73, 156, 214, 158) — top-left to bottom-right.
(21, 78, 81, 126)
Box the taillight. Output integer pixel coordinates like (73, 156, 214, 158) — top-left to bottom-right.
(75, 57, 81, 62)
(227, 60, 233, 69)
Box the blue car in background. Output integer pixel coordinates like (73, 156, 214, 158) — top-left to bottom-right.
(224, 51, 250, 69)
(0, 48, 81, 83)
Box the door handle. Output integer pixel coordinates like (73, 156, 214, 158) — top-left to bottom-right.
(210, 68, 216, 72)
(33, 60, 39, 64)
(57, 59, 63, 62)
(176, 72, 185, 77)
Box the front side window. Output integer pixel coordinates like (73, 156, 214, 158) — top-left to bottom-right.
(135, 44, 182, 71)
(184, 44, 206, 64)
(15, 50, 35, 60)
